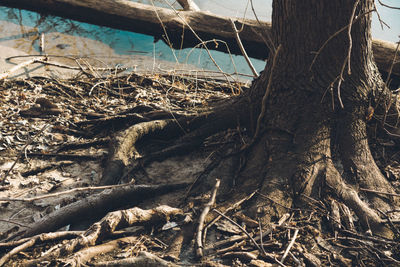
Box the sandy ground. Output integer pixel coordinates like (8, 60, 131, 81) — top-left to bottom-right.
(0, 41, 200, 80)
(0, 20, 250, 83)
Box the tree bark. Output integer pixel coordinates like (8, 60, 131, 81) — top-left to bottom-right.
(0, 0, 399, 79)
(239, 0, 399, 236)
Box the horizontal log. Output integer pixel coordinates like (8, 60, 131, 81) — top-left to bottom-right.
(1, 0, 399, 79)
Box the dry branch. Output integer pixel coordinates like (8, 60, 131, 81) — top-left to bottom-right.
(195, 179, 220, 258)
(22, 205, 182, 266)
(0, 57, 46, 80)
(0, 231, 83, 267)
(14, 183, 187, 239)
(281, 228, 299, 263)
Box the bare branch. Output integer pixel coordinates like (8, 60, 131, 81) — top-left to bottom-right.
(230, 18, 259, 77)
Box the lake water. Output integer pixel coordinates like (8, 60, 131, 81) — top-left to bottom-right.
(0, 0, 399, 78)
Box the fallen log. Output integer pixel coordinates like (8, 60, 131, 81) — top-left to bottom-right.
(0, 0, 270, 60)
(1, 0, 398, 78)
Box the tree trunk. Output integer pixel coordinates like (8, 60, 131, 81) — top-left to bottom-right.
(239, 0, 399, 236)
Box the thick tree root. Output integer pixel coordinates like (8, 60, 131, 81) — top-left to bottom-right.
(101, 98, 246, 185)
(21, 205, 182, 266)
(324, 161, 386, 234)
(101, 119, 179, 185)
(12, 183, 187, 240)
(251, 155, 395, 237)
(238, 115, 398, 238)
(57, 236, 139, 267)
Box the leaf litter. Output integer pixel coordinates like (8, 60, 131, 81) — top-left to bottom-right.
(0, 65, 400, 266)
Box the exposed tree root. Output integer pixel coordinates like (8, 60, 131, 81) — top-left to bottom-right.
(324, 161, 387, 234)
(20, 205, 182, 266)
(59, 236, 139, 267)
(12, 183, 187, 240)
(0, 231, 83, 266)
(0, 231, 83, 250)
(232, 96, 400, 239)
(100, 97, 247, 185)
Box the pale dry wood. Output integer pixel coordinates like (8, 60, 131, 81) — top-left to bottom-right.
(280, 228, 299, 263)
(22, 206, 182, 266)
(195, 179, 220, 258)
(230, 18, 259, 77)
(61, 236, 139, 267)
(0, 57, 46, 80)
(0, 231, 83, 267)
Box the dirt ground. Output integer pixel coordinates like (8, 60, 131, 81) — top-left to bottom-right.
(1, 57, 400, 266)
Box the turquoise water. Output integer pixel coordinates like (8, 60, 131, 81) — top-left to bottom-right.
(0, 0, 399, 78)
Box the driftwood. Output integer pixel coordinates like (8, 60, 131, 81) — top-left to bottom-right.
(1, 0, 398, 79)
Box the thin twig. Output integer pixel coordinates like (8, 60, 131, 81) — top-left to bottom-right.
(309, 9, 374, 71)
(0, 182, 135, 203)
(230, 18, 259, 77)
(373, 1, 389, 30)
(377, 209, 400, 236)
(336, 0, 361, 108)
(162, 0, 237, 87)
(249, 0, 275, 52)
(359, 187, 400, 197)
(212, 209, 286, 267)
(246, 44, 281, 149)
(150, 0, 179, 63)
(377, 0, 400, 10)
(212, 209, 261, 252)
(258, 218, 268, 256)
(204, 191, 257, 230)
(0, 57, 47, 80)
(195, 179, 220, 258)
(281, 228, 299, 263)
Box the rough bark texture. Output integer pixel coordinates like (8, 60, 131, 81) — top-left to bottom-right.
(237, 0, 399, 235)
